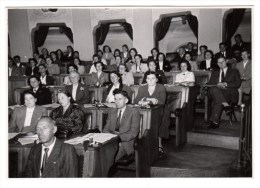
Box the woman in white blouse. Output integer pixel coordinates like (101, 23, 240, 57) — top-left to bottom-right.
(175, 61, 195, 86)
(130, 54, 149, 73)
(46, 56, 60, 75)
(64, 63, 78, 86)
(118, 63, 134, 86)
(184, 52, 198, 71)
(9, 90, 47, 134)
(73, 57, 85, 75)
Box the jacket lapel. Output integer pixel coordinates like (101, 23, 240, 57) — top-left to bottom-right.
(42, 139, 62, 177)
(30, 106, 40, 128)
(35, 145, 42, 177)
(19, 107, 27, 132)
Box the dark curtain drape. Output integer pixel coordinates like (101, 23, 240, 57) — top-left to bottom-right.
(120, 22, 133, 40)
(96, 23, 110, 45)
(34, 26, 49, 53)
(61, 26, 74, 43)
(155, 17, 172, 47)
(185, 14, 198, 39)
(225, 9, 246, 48)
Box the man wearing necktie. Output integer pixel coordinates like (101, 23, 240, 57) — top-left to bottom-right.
(103, 89, 141, 161)
(215, 42, 232, 60)
(24, 117, 78, 177)
(207, 57, 241, 129)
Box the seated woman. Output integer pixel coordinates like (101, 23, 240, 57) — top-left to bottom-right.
(38, 64, 54, 86)
(26, 75, 52, 105)
(50, 51, 62, 67)
(108, 55, 121, 71)
(65, 71, 90, 105)
(64, 63, 78, 86)
(142, 61, 167, 85)
(121, 44, 129, 63)
(46, 56, 60, 75)
(199, 50, 218, 71)
(9, 90, 47, 133)
(66, 45, 74, 62)
(184, 52, 198, 71)
(25, 58, 39, 76)
(118, 63, 134, 86)
(134, 71, 169, 156)
(130, 54, 149, 73)
(102, 45, 115, 65)
(114, 49, 121, 57)
(196, 45, 208, 65)
(125, 48, 137, 71)
(56, 49, 66, 63)
(175, 61, 195, 86)
(89, 54, 107, 74)
(90, 61, 109, 87)
(147, 48, 159, 63)
(157, 52, 171, 72)
(74, 57, 85, 75)
(50, 90, 85, 135)
(103, 71, 133, 103)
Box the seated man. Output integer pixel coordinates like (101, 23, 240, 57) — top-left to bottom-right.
(207, 56, 241, 129)
(24, 117, 78, 177)
(103, 89, 141, 161)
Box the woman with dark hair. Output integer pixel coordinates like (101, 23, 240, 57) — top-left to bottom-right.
(50, 90, 85, 135)
(40, 48, 49, 59)
(142, 61, 167, 85)
(121, 44, 129, 63)
(196, 45, 208, 64)
(9, 90, 47, 133)
(130, 54, 149, 73)
(147, 48, 159, 63)
(175, 61, 195, 86)
(73, 57, 85, 75)
(102, 45, 115, 65)
(25, 58, 39, 76)
(38, 64, 54, 86)
(125, 48, 137, 71)
(114, 49, 121, 57)
(109, 55, 121, 71)
(64, 63, 78, 85)
(199, 50, 218, 71)
(184, 52, 198, 71)
(118, 63, 134, 86)
(90, 61, 109, 87)
(50, 51, 62, 67)
(33, 52, 43, 66)
(27, 75, 52, 105)
(46, 56, 60, 75)
(89, 54, 107, 74)
(103, 71, 133, 103)
(134, 71, 169, 156)
(56, 49, 66, 62)
(157, 52, 171, 72)
(66, 45, 74, 61)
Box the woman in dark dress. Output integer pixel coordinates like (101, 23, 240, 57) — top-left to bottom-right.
(50, 90, 85, 135)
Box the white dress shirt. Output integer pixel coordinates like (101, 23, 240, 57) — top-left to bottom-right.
(24, 107, 35, 127)
(159, 61, 164, 71)
(72, 84, 78, 101)
(219, 67, 228, 83)
(40, 75, 47, 85)
(206, 59, 212, 69)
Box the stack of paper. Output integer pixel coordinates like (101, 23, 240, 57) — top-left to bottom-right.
(64, 133, 94, 145)
(18, 135, 38, 145)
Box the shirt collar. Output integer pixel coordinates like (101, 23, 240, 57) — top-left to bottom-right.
(42, 137, 56, 151)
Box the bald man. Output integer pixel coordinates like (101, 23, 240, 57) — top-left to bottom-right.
(24, 117, 78, 177)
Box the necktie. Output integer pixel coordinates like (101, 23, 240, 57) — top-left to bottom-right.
(41, 148, 49, 173)
(221, 70, 225, 82)
(115, 110, 122, 132)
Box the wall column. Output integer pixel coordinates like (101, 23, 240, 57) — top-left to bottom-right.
(133, 9, 153, 59)
(72, 9, 94, 61)
(8, 9, 32, 62)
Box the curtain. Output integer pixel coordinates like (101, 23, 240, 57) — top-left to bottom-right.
(34, 26, 49, 53)
(96, 23, 110, 46)
(155, 17, 172, 47)
(225, 9, 246, 48)
(61, 26, 74, 43)
(120, 22, 133, 40)
(185, 14, 198, 39)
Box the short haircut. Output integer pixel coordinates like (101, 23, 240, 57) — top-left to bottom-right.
(122, 44, 129, 50)
(94, 61, 104, 68)
(103, 45, 112, 53)
(113, 89, 129, 102)
(146, 71, 159, 79)
(204, 50, 214, 58)
(92, 54, 99, 59)
(37, 116, 56, 128)
(13, 55, 20, 60)
(219, 42, 227, 46)
(151, 48, 159, 54)
(199, 45, 208, 51)
(188, 42, 194, 46)
(134, 54, 143, 60)
(217, 56, 226, 62)
(67, 63, 78, 72)
(157, 52, 166, 60)
(38, 63, 47, 69)
(28, 58, 36, 64)
(28, 75, 40, 85)
(180, 61, 191, 71)
(184, 52, 192, 58)
(234, 34, 242, 39)
(118, 63, 129, 72)
(23, 90, 37, 99)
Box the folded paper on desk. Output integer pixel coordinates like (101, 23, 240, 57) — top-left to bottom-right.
(18, 135, 38, 145)
(65, 133, 117, 145)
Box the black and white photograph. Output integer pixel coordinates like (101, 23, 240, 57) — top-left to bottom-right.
(1, 1, 259, 188)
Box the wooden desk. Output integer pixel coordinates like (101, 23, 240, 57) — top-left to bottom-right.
(9, 134, 118, 177)
(8, 76, 28, 105)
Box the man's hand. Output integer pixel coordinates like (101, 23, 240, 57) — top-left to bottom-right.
(217, 82, 227, 88)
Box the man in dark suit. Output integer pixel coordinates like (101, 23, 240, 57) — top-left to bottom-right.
(232, 34, 250, 54)
(207, 57, 241, 129)
(187, 42, 197, 60)
(65, 71, 90, 104)
(215, 42, 233, 60)
(24, 117, 78, 177)
(25, 75, 52, 105)
(103, 89, 141, 161)
(13, 55, 27, 75)
(8, 57, 23, 76)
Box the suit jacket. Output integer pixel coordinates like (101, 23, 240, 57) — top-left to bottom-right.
(103, 107, 141, 155)
(200, 58, 219, 71)
(156, 60, 171, 72)
(134, 84, 166, 105)
(142, 70, 167, 85)
(102, 84, 133, 103)
(147, 56, 158, 63)
(13, 63, 26, 75)
(65, 83, 90, 104)
(25, 67, 39, 76)
(9, 105, 47, 133)
(24, 139, 78, 177)
(215, 50, 233, 60)
(45, 75, 55, 86)
(24, 86, 52, 105)
(236, 60, 251, 94)
(121, 52, 130, 63)
(208, 67, 241, 99)
(90, 72, 109, 86)
(9, 66, 23, 76)
(232, 42, 250, 53)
